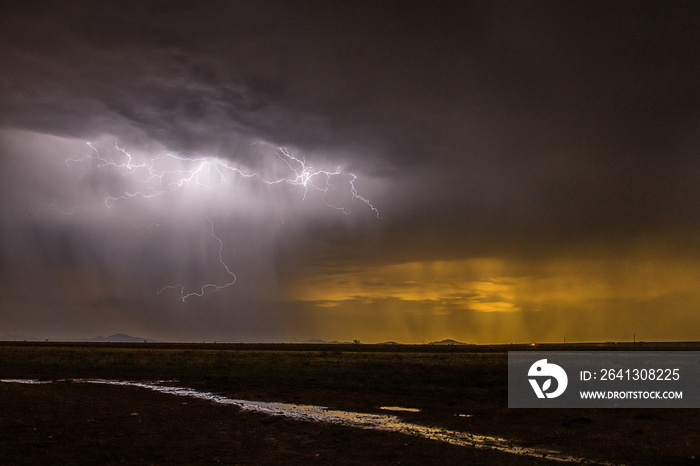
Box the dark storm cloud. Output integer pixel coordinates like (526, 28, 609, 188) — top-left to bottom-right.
(2, 1, 700, 341)
(2, 2, 698, 188)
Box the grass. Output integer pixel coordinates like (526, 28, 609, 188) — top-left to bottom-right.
(0, 343, 504, 392)
(1, 342, 699, 465)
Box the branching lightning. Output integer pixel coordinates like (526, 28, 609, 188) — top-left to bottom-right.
(59, 141, 380, 300)
(267, 148, 381, 218)
(156, 217, 236, 301)
(65, 144, 380, 217)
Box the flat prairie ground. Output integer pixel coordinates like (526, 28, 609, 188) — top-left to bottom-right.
(0, 342, 698, 465)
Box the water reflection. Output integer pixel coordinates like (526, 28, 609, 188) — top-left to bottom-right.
(379, 406, 421, 412)
(1, 379, 612, 464)
(0, 379, 51, 384)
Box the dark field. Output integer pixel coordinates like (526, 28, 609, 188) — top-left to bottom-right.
(0, 342, 698, 465)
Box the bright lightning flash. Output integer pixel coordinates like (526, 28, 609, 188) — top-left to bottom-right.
(60, 141, 380, 300)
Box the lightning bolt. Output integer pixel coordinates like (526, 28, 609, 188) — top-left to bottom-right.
(65, 143, 380, 217)
(156, 217, 236, 301)
(56, 141, 380, 300)
(263, 147, 381, 218)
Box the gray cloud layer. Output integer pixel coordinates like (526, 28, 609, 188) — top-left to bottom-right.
(3, 2, 699, 218)
(1, 1, 699, 341)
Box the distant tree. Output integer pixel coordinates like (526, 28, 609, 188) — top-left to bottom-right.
(353, 339, 361, 345)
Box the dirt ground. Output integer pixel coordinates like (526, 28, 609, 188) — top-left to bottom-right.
(0, 343, 698, 465)
(0, 381, 568, 466)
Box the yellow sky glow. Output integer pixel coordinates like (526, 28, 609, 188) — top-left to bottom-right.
(284, 251, 700, 343)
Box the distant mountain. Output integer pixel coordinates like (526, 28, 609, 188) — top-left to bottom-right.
(377, 341, 403, 345)
(428, 339, 469, 345)
(80, 334, 156, 343)
(285, 338, 349, 344)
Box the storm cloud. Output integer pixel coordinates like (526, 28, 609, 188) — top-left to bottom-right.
(1, 1, 699, 342)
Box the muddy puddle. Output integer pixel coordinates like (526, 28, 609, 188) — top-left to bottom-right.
(1, 379, 615, 464)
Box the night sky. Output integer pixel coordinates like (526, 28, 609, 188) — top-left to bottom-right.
(1, 1, 699, 343)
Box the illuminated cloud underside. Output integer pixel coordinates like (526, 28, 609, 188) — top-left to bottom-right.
(34, 134, 381, 301)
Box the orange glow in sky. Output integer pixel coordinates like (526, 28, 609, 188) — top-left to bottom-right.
(283, 244, 700, 344)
